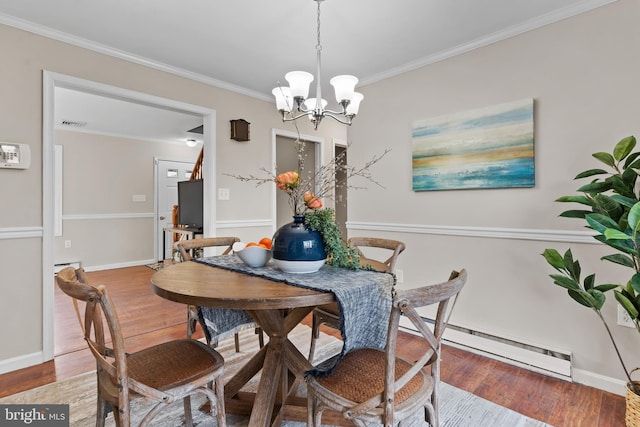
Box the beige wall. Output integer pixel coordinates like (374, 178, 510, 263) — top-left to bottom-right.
(53, 130, 201, 269)
(0, 22, 344, 366)
(348, 0, 640, 390)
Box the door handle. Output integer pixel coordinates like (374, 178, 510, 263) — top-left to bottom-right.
(159, 216, 166, 220)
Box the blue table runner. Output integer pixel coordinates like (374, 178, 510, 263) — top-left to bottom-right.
(193, 255, 394, 376)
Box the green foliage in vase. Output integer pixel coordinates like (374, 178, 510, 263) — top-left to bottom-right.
(304, 208, 363, 270)
(541, 135, 640, 391)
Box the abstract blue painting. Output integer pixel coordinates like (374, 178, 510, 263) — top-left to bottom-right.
(412, 98, 534, 191)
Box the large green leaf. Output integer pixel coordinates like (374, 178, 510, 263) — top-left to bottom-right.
(626, 156, 640, 170)
(563, 250, 576, 276)
(542, 249, 565, 270)
(577, 181, 612, 194)
(631, 274, 640, 294)
(568, 289, 597, 308)
(602, 253, 636, 268)
(604, 229, 632, 240)
(614, 136, 637, 161)
(575, 169, 609, 179)
(559, 210, 591, 219)
(615, 290, 639, 319)
(584, 273, 595, 290)
(610, 194, 640, 208)
(594, 284, 619, 292)
(586, 214, 620, 233)
(611, 175, 636, 198)
(588, 289, 606, 310)
(621, 167, 638, 187)
(593, 151, 616, 167)
(555, 195, 592, 206)
(593, 234, 638, 255)
(592, 194, 623, 218)
(628, 202, 640, 233)
(550, 274, 580, 290)
(624, 150, 640, 168)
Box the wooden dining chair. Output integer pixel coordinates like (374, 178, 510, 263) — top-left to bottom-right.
(174, 237, 264, 352)
(306, 268, 467, 427)
(308, 237, 406, 361)
(55, 267, 226, 427)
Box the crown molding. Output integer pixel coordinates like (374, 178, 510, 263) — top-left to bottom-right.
(360, 0, 618, 86)
(0, 13, 272, 102)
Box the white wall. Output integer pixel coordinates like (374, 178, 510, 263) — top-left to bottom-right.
(347, 0, 640, 393)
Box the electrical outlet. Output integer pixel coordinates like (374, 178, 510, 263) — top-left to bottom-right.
(64, 240, 71, 249)
(218, 188, 230, 200)
(395, 269, 404, 283)
(618, 305, 635, 328)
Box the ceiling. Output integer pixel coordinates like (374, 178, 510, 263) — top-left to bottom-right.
(0, 0, 615, 143)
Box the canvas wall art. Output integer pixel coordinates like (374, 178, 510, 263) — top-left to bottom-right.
(411, 98, 534, 191)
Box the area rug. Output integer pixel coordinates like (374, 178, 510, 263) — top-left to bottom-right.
(145, 260, 174, 271)
(0, 326, 552, 427)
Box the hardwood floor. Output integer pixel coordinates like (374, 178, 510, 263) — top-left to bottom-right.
(0, 265, 626, 426)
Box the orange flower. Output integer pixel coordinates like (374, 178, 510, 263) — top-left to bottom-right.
(304, 191, 323, 210)
(275, 170, 299, 190)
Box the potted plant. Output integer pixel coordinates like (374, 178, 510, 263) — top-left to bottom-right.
(541, 136, 640, 423)
(227, 126, 388, 272)
(304, 207, 362, 270)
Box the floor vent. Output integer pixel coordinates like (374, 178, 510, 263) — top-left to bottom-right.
(400, 317, 572, 381)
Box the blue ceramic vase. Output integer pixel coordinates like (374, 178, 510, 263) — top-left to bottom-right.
(272, 215, 326, 273)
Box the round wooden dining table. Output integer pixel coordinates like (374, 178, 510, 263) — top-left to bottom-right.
(150, 260, 339, 427)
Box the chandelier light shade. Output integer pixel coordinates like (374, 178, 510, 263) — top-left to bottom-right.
(272, 0, 363, 129)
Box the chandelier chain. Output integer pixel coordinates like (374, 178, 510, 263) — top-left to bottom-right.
(316, 0, 322, 53)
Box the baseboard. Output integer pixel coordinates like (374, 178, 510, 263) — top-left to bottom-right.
(0, 352, 45, 375)
(573, 368, 627, 397)
(82, 259, 156, 272)
(400, 316, 628, 396)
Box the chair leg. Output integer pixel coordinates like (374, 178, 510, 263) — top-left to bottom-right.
(187, 305, 198, 339)
(234, 333, 241, 352)
(96, 395, 108, 427)
(256, 327, 264, 348)
(215, 377, 227, 427)
(307, 392, 316, 427)
(308, 312, 320, 361)
(424, 403, 437, 427)
(183, 396, 193, 427)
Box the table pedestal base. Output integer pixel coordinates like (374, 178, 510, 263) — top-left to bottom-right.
(221, 307, 349, 427)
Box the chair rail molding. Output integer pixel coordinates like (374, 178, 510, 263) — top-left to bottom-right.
(62, 213, 155, 220)
(0, 226, 43, 240)
(346, 221, 597, 244)
(216, 219, 273, 229)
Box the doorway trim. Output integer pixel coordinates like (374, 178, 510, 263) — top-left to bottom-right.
(270, 128, 324, 233)
(42, 71, 216, 360)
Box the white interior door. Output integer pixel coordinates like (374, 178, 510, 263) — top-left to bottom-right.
(156, 159, 195, 261)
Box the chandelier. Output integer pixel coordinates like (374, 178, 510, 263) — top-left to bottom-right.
(272, 0, 363, 130)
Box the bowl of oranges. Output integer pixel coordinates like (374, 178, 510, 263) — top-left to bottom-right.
(233, 237, 272, 267)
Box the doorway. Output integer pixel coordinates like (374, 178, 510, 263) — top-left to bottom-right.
(42, 71, 216, 361)
(334, 142, 348, 239)
(156, 160, 196, 261)
(272, 129, 324, 231)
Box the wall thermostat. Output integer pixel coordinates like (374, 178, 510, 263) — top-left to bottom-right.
(0, 143, 31, 169)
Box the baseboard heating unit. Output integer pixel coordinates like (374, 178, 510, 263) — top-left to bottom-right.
(400, 317, 572, 381)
